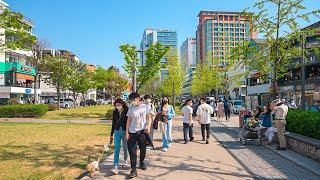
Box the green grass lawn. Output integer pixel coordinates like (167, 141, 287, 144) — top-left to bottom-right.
(0, 123, 111, 180)
(42, 105, 114, 120)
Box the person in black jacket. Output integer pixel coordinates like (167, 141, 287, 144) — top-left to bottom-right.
(110, 99, 129, 175)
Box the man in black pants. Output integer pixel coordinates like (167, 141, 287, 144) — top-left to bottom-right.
(126, 92, 151, 179)
(197, 97, 214, 144)
(182, 99, 194, 144)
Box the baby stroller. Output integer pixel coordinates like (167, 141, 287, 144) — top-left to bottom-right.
(239, 116, 262, 146)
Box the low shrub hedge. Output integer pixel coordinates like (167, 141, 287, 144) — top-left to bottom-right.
(286, 109, 320, 140)
(0, 104, 49, 118)
(47, 104, 58, 111)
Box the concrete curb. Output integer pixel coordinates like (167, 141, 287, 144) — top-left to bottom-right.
(214, 120, 320, 177)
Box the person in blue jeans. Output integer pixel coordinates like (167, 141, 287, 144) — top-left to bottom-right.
(158, 97, 175, 152)
(110, 99, 129, 175)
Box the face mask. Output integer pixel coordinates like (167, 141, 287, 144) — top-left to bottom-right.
(146, 99, 151, 104)
(116, 106, 122, 111)
(132, 101, 139, 106)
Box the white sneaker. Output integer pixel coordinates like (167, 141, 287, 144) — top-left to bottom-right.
(146, 146, 152, 151)
(122, 160, 128, 168)
(161, 148, 168, 152)
(110, 166, 118, 175)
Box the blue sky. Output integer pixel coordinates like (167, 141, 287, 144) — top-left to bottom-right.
(6, 0, 320, 70)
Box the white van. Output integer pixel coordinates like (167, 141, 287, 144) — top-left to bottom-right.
(231, 100, 244, 114)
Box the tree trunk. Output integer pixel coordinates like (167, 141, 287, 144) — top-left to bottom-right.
(273, 0, 281, 100)
(34, 73, 38, 104)
(73, 91, 77, 108)
(172, 80, 175, 109)
(57, 85, 61, 110)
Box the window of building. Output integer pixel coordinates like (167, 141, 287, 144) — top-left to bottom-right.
(230, 23, 234, 27)
(230, 16, 234, 21)
(219, 23, 223, 27)
(214, 32, 218, 36)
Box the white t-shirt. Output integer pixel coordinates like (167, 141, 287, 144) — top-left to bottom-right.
(182, 105, 193, 124)
(197, 103, 214, 124)
(274, 104, 288, 120)
(127, 104, 151, 133)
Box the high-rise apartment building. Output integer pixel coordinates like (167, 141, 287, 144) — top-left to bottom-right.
(140, 28, 177, 79)
(196, 11, 256, 66)
(180, 38, 196, 71)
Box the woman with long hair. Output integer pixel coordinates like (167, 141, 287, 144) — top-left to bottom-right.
(217, 99, 225, 121)
(158, 96, 175, 152)
(110, 99, 129, 175)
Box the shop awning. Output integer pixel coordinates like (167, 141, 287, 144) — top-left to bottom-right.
(16, 73, 35, 81)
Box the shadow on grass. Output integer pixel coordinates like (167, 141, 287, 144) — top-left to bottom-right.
(0, 142, 111, 178)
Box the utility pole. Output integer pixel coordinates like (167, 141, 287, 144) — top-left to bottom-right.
(301, 34, 306, 110)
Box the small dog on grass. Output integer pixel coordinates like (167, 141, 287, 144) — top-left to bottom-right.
(86, 144, 110, 176)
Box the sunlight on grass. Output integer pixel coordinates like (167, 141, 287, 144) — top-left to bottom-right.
(42, 105, 114, 120)
(0, 123, 111, 179)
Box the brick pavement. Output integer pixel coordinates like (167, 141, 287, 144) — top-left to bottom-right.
(211, 116, 320, 179)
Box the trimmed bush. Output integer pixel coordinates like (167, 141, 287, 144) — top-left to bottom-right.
(286, 109, 320, 140)
(7, 99, 20, 105)
(0, 104, 49, 118)
(48, 104, 58, 111)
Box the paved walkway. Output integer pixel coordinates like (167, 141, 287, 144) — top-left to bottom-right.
(212, 115, 320, 179)
(0, 118, 111, 124)
(81, 116, 320, 180)
(85, 119, 253, 180)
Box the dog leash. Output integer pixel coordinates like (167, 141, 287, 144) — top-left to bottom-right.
(43, 144, 110, 179)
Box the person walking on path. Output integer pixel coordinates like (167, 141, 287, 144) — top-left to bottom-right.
(197, 97, 214, 144)
(158, 97, 175, 152)
(182, 99, 194, 144)
(271, 99, 288, 150)
(125, 92, 152, 179)
(144, 95, 156, 150)
(210, 99, 217, 117)
(217, 100, 225, 122)
(110, 99, 129, 175)
(223, 99, 231, 121)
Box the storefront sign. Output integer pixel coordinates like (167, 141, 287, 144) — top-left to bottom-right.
(25, 88, 32, 94)
(0, 74, 4, 86)
(22, 66, 32, 72)
(0, 93, 10, 98)
(296, 84, 315, 91)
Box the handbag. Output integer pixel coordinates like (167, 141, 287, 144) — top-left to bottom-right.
(153, 114, 161, 129)
(160, 115, 168, 124)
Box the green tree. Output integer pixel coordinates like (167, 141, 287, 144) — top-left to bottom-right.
(0, 9, 36, 50)
(42, 54, 72, 109)
(191, 63, 220, 96)
(140, 76, 162, 97)
(241, 0, 320, 98)
(159, 52, 184, 108)
(92, 66, 129, 100)
(31, 39, 50, 104)
(67, 60, 91, 107)
(120, 43, 169, 92)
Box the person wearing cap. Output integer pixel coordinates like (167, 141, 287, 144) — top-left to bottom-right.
(182, 99, 194, 144)
(196, 97, 214, 144)
(126, 92, 152, 178)
(110, 99, 129, 175)
(144, 95, 156, 150)
(271, 99, 288, 150)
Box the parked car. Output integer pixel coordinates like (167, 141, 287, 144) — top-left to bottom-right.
(59, 98, 75, 108)
(230, 100, 244, 114)
(96, 99, 110, 105)
(306, 105, 320, 112)
(80, 99, 97, 106)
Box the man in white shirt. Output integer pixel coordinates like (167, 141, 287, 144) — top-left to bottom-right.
(197, 97, 214, 144)
(144, 95, 156, 150)
(182, 99, 194, 144)
(126, 92, 151, 178)
(271, 99, 289, 150)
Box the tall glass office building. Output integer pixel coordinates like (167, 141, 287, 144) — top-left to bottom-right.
(140, 29, 177, 79)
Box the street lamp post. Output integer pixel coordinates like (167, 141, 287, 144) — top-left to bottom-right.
(134, 50, 144, 93)
(301, 34, 306, 110)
